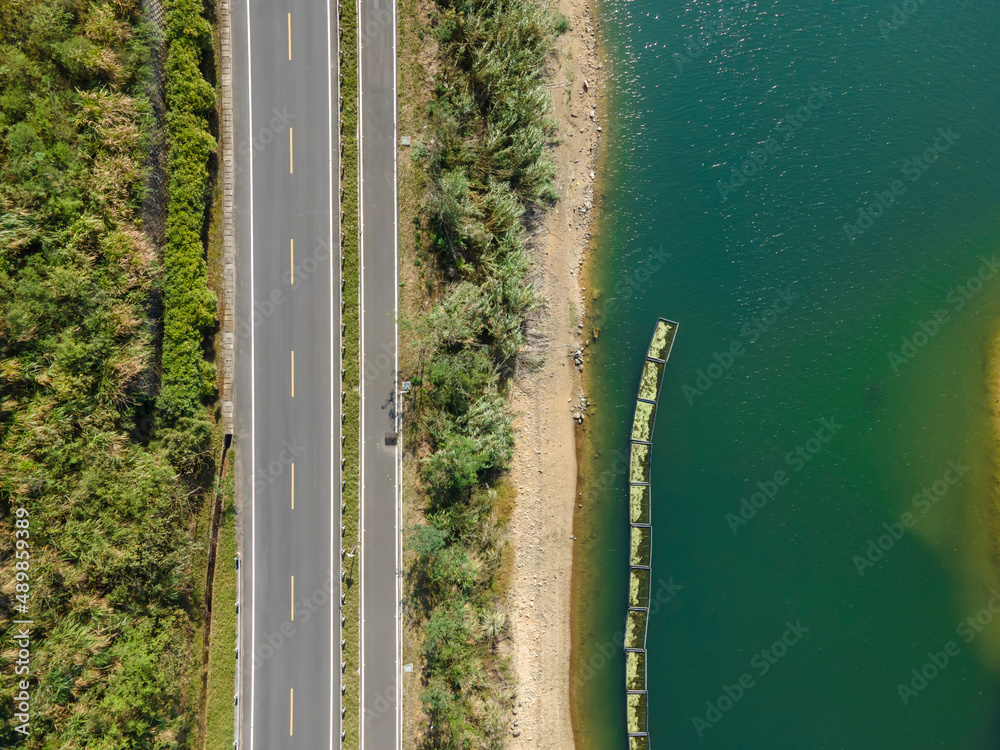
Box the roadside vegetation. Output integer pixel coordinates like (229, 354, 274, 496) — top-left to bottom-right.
(0, 0, 219, 745)
(203, 466, 237, 750)
(403, 0, 563, 745)
(340, 0, 361, 743)
(159, 0, 217, 425)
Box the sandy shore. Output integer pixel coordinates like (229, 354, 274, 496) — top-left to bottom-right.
(504, 0, 603, 745)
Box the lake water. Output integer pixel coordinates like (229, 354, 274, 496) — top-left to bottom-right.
(574, 2, 1000, 748)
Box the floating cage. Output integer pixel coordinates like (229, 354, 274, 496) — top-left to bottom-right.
(625, 318, 678, 749)
(637, 359, 665, 402)
(631, 399, 657, 442)
(647, 319, 678, 362)
(624, 607, 649, 650)
(630, 484, 651, 525)
(628, 567, 650, 609)
(630, 525, 651, 568)
(629, 442, 650, 484)
(626, 649, 647, 692)
(626, 692, 648, 735)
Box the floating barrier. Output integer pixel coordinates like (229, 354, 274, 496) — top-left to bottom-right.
(625, 317, 678, 750)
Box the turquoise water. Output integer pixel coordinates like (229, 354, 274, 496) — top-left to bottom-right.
(575, 1, 1000, 748)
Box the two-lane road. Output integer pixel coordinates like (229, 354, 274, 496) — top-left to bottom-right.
(233, 0, 341, 746)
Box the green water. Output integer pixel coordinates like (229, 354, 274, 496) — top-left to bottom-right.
(576, 1, 1000, 748)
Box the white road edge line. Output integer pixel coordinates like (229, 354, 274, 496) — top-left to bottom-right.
(392, 0, 401, 746)
(245, 0, 256, 744)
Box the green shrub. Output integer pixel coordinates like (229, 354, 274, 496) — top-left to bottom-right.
(158, 0, 217, 421)
(553, 11, 570, 34)
(407, 0, 562, 743)
(0, 0, 218, 745)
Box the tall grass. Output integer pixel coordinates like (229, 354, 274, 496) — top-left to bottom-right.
(406, 0, 560, 746)
(0, 0, 218, 746)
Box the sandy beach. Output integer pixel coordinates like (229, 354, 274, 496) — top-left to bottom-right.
(504, 0, 603, 745)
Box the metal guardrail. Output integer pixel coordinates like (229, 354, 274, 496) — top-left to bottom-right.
(625, 318, 678, 750)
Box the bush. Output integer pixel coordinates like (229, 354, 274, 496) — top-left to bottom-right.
(407, 0, 562, 743)
(0, 0, 217, 745)
(158, 0, 217, 420)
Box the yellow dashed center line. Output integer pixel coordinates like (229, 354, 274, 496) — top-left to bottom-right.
(287, 13, 292, 60)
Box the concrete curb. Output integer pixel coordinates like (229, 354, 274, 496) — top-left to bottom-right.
(217, 2, 239, 746)
(220, 0, 235, 438)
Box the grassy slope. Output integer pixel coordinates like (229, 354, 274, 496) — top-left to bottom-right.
(0, 0, 221, 746)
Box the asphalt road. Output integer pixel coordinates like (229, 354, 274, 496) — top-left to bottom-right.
(358, 0, 402, 747)
(233, 0, 341, 746)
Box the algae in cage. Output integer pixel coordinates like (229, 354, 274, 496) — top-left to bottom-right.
(629, 736, 651, 750)
(630, 525, 650, 567)
(631, 399, 656, 442)
(629, 567, 650, 608)
(629, 484, 650, 525)
(630, 442, 650, 483)
(637, 359, 664, 402)
(626, 692, 647, 735)
(647, 319, 675, 361)
(625, 608, 648, 649)
(626, 650, 647, 692)
(625, 608, 639, 649)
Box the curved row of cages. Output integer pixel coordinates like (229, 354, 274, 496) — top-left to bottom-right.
(625, 318, 678, 750)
